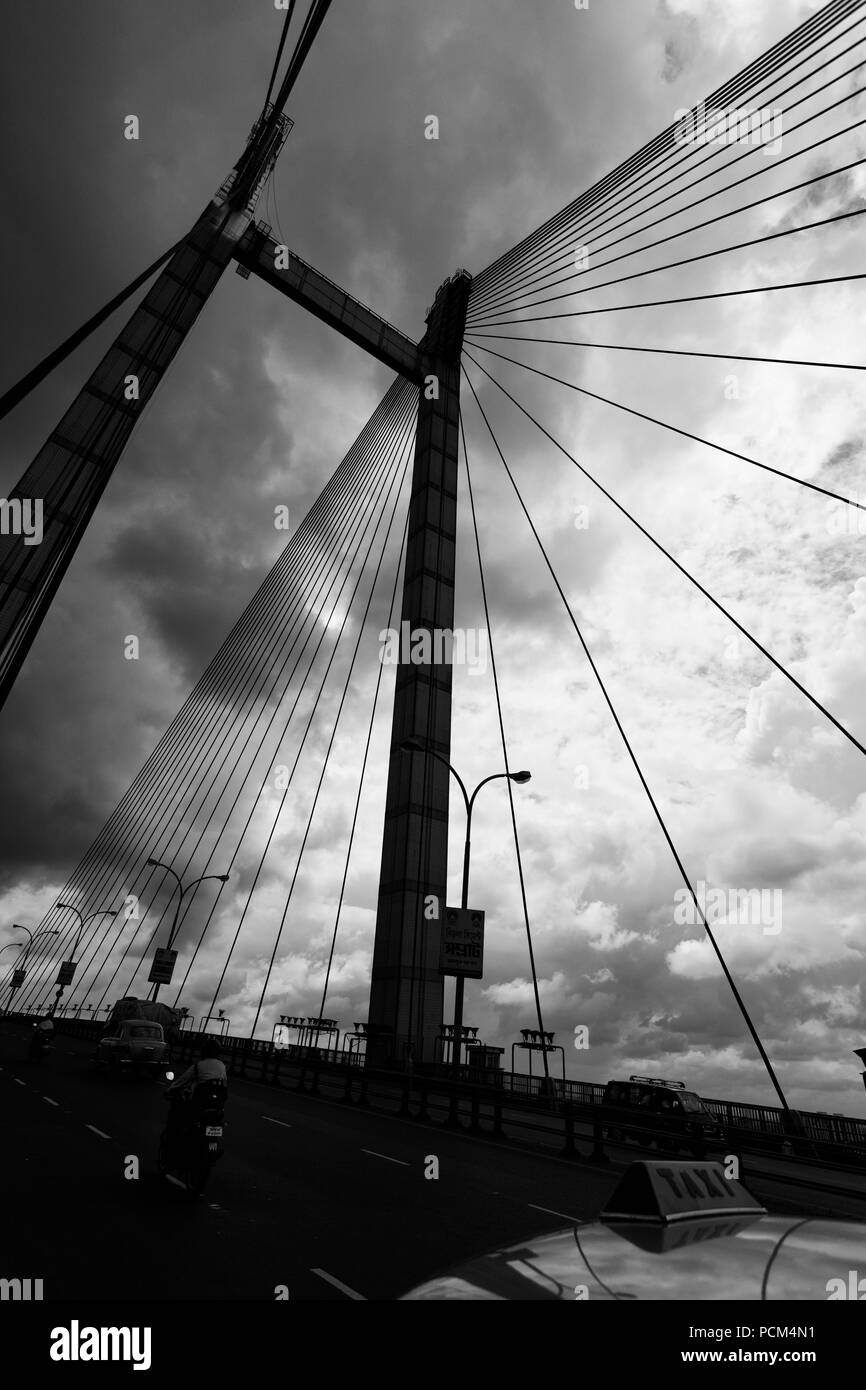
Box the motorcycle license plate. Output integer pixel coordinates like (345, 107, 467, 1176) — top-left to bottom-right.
(205, 1126, 223, 1137)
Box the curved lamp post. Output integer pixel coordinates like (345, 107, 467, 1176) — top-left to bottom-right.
(1, 926, 60, 1014)
(145, 859, 229, 1001)
(53, 905, 117, 1014)
(399, 737, 530, 1088)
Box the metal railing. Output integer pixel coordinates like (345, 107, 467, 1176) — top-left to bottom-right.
(7, 1010, 865, 1158)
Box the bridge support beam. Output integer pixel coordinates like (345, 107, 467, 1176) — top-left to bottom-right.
(0, 110, 291, 712)
(367, 270, 472, 1066)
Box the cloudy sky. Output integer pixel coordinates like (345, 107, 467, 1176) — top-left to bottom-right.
(2, 0, 866, 1116)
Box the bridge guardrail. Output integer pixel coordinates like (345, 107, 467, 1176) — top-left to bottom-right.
(161, 1028, 866, 1176)
(6, 1011, 865, 1166)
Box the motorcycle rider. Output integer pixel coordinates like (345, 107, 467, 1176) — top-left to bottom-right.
(164, 1038, 227, 1143)
(29, 1014, 54, 1058)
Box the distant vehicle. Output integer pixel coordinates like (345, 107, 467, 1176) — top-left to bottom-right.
(104, 996, 182, 1042)
(400, 1159, 866, 1300)
(96, 1019, 170, 1077)
(601, 1075, 726, 1157)
(28, 1023, 53, 1063)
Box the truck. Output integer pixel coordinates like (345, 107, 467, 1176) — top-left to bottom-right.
(104, 997, 183, 1046)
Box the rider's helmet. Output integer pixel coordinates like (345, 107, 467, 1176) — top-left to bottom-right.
(200, 1039, 222, 1060)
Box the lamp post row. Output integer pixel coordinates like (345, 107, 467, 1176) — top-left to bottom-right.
(4, 744, 526, 1045)
(2, 858, 230, 1014)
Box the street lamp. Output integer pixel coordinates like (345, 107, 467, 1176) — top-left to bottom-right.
(9, 924, 61, 965)
(56, 905, 117, 962)
(53, 905, 117, 1014)
(145, 859, 230, 1000)
(1, 926, 59, 1014)
(399, 737, 531, 1086)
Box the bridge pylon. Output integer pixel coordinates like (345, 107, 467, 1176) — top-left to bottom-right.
(367, 269, 472, 1067)
(0, 107, 291, 711)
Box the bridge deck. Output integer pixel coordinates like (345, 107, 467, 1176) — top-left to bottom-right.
(4, 1022, 864, 1302)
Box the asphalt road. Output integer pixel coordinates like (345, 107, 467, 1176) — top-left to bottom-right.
(3, 1025, 864, 1300)
(1, 1024, 621, 1301)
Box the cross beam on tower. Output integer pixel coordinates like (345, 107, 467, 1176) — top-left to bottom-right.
(243, 245, 473, 1060)
(228, 248, 472, 1061)
(233, 225, 424, 383)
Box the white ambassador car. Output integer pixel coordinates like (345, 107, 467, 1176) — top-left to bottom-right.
(400, 1160, 866, 1300)
(95, 1019, 170, 1076)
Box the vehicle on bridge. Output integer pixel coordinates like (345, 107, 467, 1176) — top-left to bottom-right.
(400, 1158, 866, 1300)
(95, 1019, 170, 1077)
(601, 1075, 726, 1157)
(157, 1071, 227, 1197)
(104, 996, 182, 1044)
(28, 1017, 54, 1063)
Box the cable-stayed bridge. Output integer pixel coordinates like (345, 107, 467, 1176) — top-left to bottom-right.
(2, 1, 866, 1296)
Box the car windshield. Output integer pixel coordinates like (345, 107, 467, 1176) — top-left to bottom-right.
(678, 1091, 707, 1113)
(128, 1025, 162, 1039)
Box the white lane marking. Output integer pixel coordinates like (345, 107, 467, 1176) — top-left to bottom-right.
(262, 1115, 292, 1128)
(361, 1148, 409, 1166)
(311, 1268, 367, 1301)
(86, 1125, 111, 1140)
(14, 1079, 26, 1086)
(528, 1202, 580, 1223)
(165, 1175, 186, 1190)
(43, 1097, 59, 1106)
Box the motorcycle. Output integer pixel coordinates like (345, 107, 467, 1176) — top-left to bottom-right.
(157, 1073, 227, 1196)
(29, 1027, 54, 1062)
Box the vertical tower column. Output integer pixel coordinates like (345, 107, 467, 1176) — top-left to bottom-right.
(367, 270, 472, 1065)
(0, 109, 291, 711)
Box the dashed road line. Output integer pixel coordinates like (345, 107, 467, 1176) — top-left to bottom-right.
(43, 1097, 59, 1106)
(262, 1115, 292, 1128)
(86, 1125, 111, 1140)
(311, 1268, 367, 1300)
(361, 1148, 409, 1166)
(527, 1202, 580, 1223)
(13, 1078, 26, 1086)
(165, 1175, 186, 1191)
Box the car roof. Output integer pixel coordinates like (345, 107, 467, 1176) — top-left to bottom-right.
(399, 1215, 866, 1300)
(607, 1079, 701, 1100)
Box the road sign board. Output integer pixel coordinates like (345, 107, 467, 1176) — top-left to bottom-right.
(147, 948, 177, 985)
(439, 907, 485, 979)
(56, 961, 76, 986)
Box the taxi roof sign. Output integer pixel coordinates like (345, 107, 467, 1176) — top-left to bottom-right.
(600, 1160, 766, 1224)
